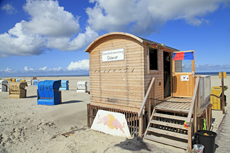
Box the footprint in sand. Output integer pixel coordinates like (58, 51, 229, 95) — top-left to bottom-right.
(0, 118, 9, 123)
(0, 127, 26, 147)
(36, 121, 57, 131)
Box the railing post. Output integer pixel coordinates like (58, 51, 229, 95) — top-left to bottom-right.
(186, 77, 200, 126)
(188, 125, 192, 152)
(187, 77, 200, 152)
(221, 72, 225, 114)
(138, 77, 155, 117)
(206, 108, 209, 130)
(194, 97, 197, 133)
(148, 97, 151, 122)
(138, 77, 155, 138)
(139, 112, 143, 138)
(209, 106, 212, 130)
(194, 77, 199, 133)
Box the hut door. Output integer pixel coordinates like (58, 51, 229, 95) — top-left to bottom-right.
(164, 52, 171, 98)
(172, 50, 195, 97)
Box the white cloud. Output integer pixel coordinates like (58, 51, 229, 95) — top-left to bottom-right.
(0, 60, 90, 76)
(0, 22, 45, 56)
(4, 68, 12, 72)
(1, 3, 17, 14)
(181, 64, 230, 72)
(0, 63, 228, 77)
(0, 0, 228, 57)
(24, 66, 33, 71)
(0, 0, 98, 57)
(67, 59, 89, 70)
(39, 66, 47, 71)
(49, 67, 63, 71)
(86, 0, 228, 34)
(22, 0, 80, 37)
(46, 26, 99, 51)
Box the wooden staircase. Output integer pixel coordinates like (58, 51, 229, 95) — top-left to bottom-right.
(139, 77, 204, 152)
(144, 108, 191, 150)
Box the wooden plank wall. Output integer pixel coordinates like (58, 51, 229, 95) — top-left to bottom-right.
(143, 43, 164, 107)
(89, 35, 145, 112)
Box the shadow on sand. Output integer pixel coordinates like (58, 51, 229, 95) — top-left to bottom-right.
(214, 143, 219, 152)
(111, 137, 151, 152)
(61, 100, 83, 104)
(27, 95, 37, 98)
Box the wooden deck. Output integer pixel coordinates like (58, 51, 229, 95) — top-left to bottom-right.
(155, 97, 192, 113)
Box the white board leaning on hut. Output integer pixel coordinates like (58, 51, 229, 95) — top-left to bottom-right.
(91, 110, 131, 137)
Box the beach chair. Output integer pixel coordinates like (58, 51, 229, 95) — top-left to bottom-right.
(12, 79, 16, 82)
(26, 80, 32, 86)
(0, 80, 8, 92)
(9, 82, 27, 98)
(16, 78, 21, 82)
(59, 80, 69, 90)
(7, 78, 12, 82)
(33, 80, 39, 86)
(76, 81, 87, 93)
(37, 80, 62, 105)
(20, 79, 26, 82)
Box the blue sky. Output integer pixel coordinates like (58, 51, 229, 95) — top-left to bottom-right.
(0, 0, 230, 77)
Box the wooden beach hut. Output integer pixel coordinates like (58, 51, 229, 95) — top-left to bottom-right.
(85, 32, 212, 152)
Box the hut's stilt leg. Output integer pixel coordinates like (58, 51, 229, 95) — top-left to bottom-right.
(89, 107, 94, 127)
(87, 104, 90, 127)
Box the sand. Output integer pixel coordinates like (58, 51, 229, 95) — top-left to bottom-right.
(0, 75, 229, 153)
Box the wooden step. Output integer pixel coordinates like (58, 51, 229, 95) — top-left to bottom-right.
(155, 107, 189, 113)
(153, 113, 187, 121)
(145, 135, 188, 149)
(147, 127, 188, 140)
(150, 120, 187, 130)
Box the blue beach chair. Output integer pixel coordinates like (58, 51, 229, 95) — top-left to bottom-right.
(59, 80, 69, 90)
(37, 80, 61, 105)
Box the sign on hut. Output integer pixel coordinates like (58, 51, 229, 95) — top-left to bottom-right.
(85, 32, 212, 152)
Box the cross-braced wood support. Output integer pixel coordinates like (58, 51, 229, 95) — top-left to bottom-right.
(87, 104, 144, 136)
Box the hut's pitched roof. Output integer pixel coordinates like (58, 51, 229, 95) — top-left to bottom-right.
(84, 32, 178, 52)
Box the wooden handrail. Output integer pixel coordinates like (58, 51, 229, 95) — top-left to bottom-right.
(138, 77, 155, 117)
(186, 77, 200, 126)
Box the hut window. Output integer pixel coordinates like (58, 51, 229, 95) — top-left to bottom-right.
(176, 60, 192, 72)
(149, 48, 158, 70)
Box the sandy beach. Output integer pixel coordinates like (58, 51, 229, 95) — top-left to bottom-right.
(0, 75, 229, 153)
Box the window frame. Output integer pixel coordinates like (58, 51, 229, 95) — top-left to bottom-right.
(148, 47, 159, 74)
